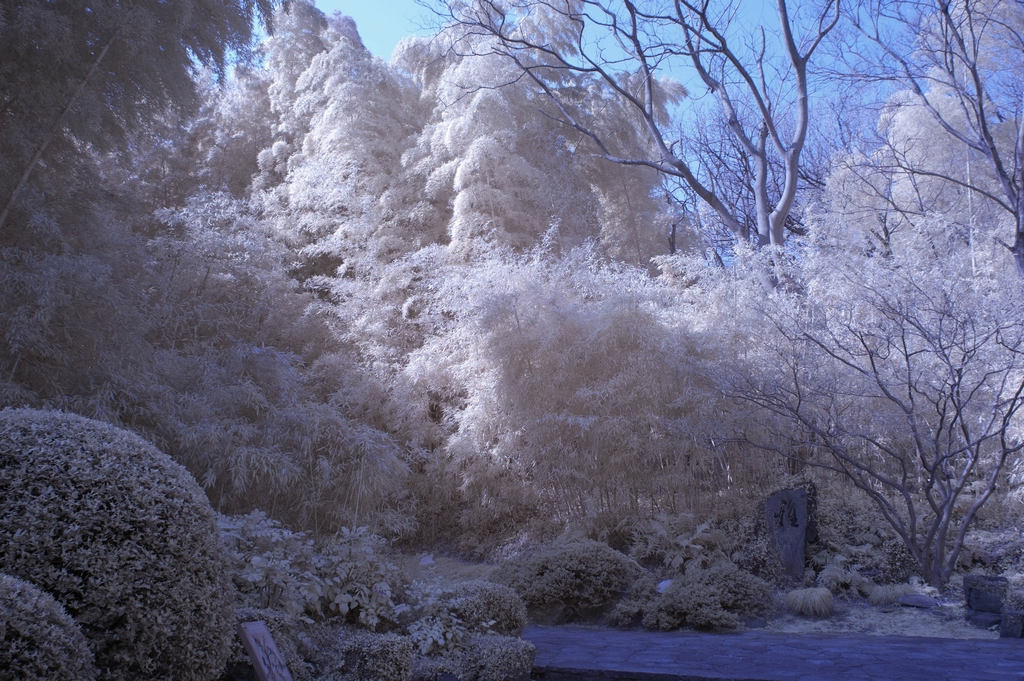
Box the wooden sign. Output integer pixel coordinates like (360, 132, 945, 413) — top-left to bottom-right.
(238, 621, 294, 681)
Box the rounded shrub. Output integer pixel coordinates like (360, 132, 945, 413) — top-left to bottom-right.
(464, 634, 535, 681)
(0, 408, 234, 681)
(642, 560, 772, 632)
(446, 581, 527, 636)
(0, 573, 99, 681)
(492, 539, 643, 623)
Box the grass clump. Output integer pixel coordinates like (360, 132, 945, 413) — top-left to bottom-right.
(783, 587, 835, 617)
(866, 583, 915, 606)
(818, 560, 871, 599)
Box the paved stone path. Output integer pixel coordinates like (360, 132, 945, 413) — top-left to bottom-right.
(524, 625, 1024, 681)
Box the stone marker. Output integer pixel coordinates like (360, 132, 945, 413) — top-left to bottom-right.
(963, 574, 1008, 613)
(1001, 610, 1024, 639)
(898, 593, 939, 609)
(764, 488, 810, 579)
(238, 621, 294, 681)
(967, 610, 1003, 629)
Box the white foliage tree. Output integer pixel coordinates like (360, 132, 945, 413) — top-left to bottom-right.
(842, 0, 1024, 273)
(735, 241, 1024, 587)
(146, 193, 412, 535)
(404, 242, 728, 523)
(823, 84, 1009, 270)
(391, 31, 680, 263)
(253, 0, 332, 190)
(253, 5, 427, 289)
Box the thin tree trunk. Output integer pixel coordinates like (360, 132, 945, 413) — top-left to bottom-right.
(0, 32, 117, 233)
(1014, 201, 1024, 277)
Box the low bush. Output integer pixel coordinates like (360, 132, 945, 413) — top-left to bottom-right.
(463, 634, 536, 681)
(408, 611, 468, 656)
(957, 528, 1024, 575)
(0, 573, 99, 681)
(328, 629, 414, 681)
(608, 575, 660, 627)
(627, 516, 739, 572)
(642, 560, 772, 632)
(642, 584, 739, 632)
(783, 587, 834, 617)
(732, 533, 781, 584)
(492, 539, 643, 622)
(0, 408, 233, 681)
(445, 581, 527, 636)
(812, 494, 920, 586)
(1006, 588, 1024, 612)
(876, 538, 919, 584)
(411, 634, 535, 681)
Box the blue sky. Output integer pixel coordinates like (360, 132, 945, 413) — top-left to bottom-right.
(313, 1, 433, 59)
(309, 3, 801, 66)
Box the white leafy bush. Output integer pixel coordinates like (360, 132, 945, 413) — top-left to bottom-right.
(0, 573, 98, 681)
(405, 579, 527, 656)
(0, 408, 234, 681)
(625, 516, 729, 571)
(219, 511, 407, 630)
(408, 611, 469, 656)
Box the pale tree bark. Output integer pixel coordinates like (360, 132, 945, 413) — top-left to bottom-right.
(435, 0, 839, 248)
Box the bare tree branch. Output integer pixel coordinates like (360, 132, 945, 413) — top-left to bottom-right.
(434, 0, 839, 249)
(737, 265, 1024, 586)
